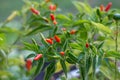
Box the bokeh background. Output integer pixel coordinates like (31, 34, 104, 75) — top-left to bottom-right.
(0, 0, 120, 21)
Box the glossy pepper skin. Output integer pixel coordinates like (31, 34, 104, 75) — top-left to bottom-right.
(34, 54, 43, 61)
(30, 7, 40, 15)
(54, 35, 61, 43)
(105, 2, 112, 12)
(46, 38, 53, 44)
(50, 14, 55, 21)
(100, 4, 104, 11)
(86, 43, 89, 48)
(26, 59, 32, 71)
(60, 51, 65, 56)
(49, 4, 56, 11)
(70, 30, 76, 34)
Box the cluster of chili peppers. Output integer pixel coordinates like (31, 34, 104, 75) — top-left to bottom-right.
(27, 1, 89, 71)
(49, 4, 57, 25)
(100, 2, 112, 12)
(26, 54, 43, 71)
(50, 13, 57, 25)
(45, 35, 61, 45)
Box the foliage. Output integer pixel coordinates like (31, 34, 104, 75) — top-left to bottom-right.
(0, 0, 120, 80)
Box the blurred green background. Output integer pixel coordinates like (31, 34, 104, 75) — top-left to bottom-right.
(0, 0, 120, 21)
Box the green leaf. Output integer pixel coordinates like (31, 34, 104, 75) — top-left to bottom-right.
(66, 57, 76, 64)
(79, 64, 85, 80)
(34, 58, 44, 77)
(99, 65, 120, 80)
(23, 42, 39, 53)
(26, 24, 52, 35)
(56, 14, 71, 21)
(52, 26, 58, 36)
(86, 57, 92, 75)
(0, 49, 7, 59)
(0, 34, 6, 47)
(69, 43, 83, 51)
(97, 41, 104, 49)
(0, 71, 13, 77)
(91, 22, 111, 33)
(104, 51, 120, 59)
(31, 38, 39, 52)
(96, 8, 102, 18)
(90, 45, 98, 54)
(73, 20, 90, 26)
(68, 52, 78, 63)
(62, 40, 68, 51)
(31, 38, 37, 45)
(78, 52, 84, 62)
(92, 56, 96, 79)
(100, 65, 113, 80)
(73, 1, 92, 13)
(60, 59, 67, 77)
(44, 62, 56, 80)
(39, 33, 48, 47)
(0, 27, 22, 34)
(79, 31, 88, 40)
(25, 53, 35, 60)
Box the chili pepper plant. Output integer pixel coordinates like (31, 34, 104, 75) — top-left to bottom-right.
(0, 0, 120, 80)
(23, 0, 120, 80)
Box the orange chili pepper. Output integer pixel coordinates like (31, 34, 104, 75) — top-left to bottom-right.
(53, 20, 57, 25)
(26, 59, 32, 71)
(30, 7, 40, 15)
(34, 54, 43, 61)
(49, 4, 56, 11)
(60, 51, 65, 56)
(46, 38, 53, 44)
(54, 35, 61, 43)
(100, 4, 104, 11)
(70, 30, 76, 34)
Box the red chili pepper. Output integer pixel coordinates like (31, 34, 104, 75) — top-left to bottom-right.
(105, 2, 112, 12)
(70, 30, 76, 34)
(53, 20, 57, 25)
(86, 43, 89, 48)
(50, 14, 55, 21)
(61, 28, 66, 31)
(34, 54, 43, 61)
(46, 38, 53, 44)
(49, 4, 56, 11)
(30, 7, 40, 15)
(60, 51, 65, 56)
(100, 4, 104, 11)
(54, 35, 61, 43)
(26, 59, 32, 71)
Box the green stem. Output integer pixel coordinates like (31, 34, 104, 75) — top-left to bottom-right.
(93, 55, 96, 80)
(85, 52, 87, 80)
(115, 21, 118, 80)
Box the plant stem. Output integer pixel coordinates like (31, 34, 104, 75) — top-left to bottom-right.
(115, 21, 118, 80)
(85, 52, 87, 80)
